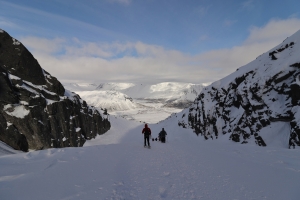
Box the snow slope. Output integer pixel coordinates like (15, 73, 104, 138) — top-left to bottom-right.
(1, 116, 300, 200)
(0, 141, 22, 156)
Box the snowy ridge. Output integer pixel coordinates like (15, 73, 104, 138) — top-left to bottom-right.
(63, 82, 99, 91)
(63, 82, 205, 123)
(64, 82, 205, 105)
(75, 90, 140, 111)
(96, 82, 205, 101)
(178, 29, 300, 148)
(96, 82, 135, 91)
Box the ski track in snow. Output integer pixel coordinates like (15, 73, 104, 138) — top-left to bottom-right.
(1, 116, 300, 200)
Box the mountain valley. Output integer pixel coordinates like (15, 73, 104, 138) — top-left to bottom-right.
(63, 82, 205, 123)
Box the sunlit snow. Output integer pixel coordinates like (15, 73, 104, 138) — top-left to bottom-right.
(0, 115, 299, 200)
(3, 104, 30, 118)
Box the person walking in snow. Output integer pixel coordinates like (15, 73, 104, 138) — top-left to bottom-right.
(142, 124, 151, 148)
(158, 128, 167, 143)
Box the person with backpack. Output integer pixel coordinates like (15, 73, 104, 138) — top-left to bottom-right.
(158, 128, 167, 143)
(142, 124, 151, 148)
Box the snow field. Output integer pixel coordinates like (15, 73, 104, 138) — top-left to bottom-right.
(1, 116, 300, 199)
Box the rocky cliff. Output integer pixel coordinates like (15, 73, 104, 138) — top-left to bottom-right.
(0, 29, 110, 151)
(178, 29, 300, 148)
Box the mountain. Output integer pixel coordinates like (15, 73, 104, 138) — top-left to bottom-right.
(0, 29, 110, 151)
(177, 29, 300, 148)
(96, 82, 205, 108)
(64, 82, 205, 109)
(64, 82, 205, 123)
(75, 90, 141, 111)
(62, 82, 99, 91)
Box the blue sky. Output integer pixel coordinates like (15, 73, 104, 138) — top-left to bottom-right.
(1, 0, 300, 84)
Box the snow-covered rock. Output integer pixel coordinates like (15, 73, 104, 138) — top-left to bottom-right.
(0, 29, 110, 151)
(178, 29, 300, 148)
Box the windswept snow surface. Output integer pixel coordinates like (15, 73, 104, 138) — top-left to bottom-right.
(1, 116, 300, 200)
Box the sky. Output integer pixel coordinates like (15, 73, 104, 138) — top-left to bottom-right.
(1, 0, 300, 84)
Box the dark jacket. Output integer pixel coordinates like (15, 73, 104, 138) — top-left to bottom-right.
(159, 129, 167, 138)
(142, 124, 151, 136)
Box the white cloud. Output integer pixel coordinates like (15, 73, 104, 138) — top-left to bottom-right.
(194, 18, 300, 82)
(19, 18, 300, 84)
(245, 18, 300, 44)
(21, 37, 66, 54)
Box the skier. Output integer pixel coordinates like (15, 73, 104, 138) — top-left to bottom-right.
(142, 124, 151, 148)
(158, 128, 167, 143)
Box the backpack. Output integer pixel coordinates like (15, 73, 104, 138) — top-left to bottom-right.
(160, 130, 166, 137)
(144, 128, 151, 136)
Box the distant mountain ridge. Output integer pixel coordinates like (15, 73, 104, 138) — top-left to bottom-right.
(74, 90, 140, 111)
(64, 82, 205, 111)
(96, 82, 204, 101)
(177, 29, 300, 148)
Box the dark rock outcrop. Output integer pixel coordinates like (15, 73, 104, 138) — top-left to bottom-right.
(178, 30, 300, 148)
(0, 29, 110, 151)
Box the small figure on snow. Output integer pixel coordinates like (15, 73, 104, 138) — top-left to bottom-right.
(158, 128, 167, 143)
(142, 124, 151, 148)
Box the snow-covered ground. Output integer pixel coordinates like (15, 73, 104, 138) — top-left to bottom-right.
(1, 115, 300, 200)
(63, 82, 204, 123)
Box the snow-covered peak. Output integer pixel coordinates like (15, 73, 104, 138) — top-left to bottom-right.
(76, 90, 139, 111)
(94, 81, 205, 100)
(215, 29, 300, 90)
(63, 81, 205, 123)
(150, 82, 193, 92)
(63, 82, 98, 91)
(96, 82, 135, 91)
(177, 29, 300, 148)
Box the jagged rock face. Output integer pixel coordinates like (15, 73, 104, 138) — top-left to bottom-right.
(179, 30, 300, 148)
(0, 29, 110, 151)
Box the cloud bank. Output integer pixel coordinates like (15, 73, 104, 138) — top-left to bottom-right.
(20, 18, 300, 84)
